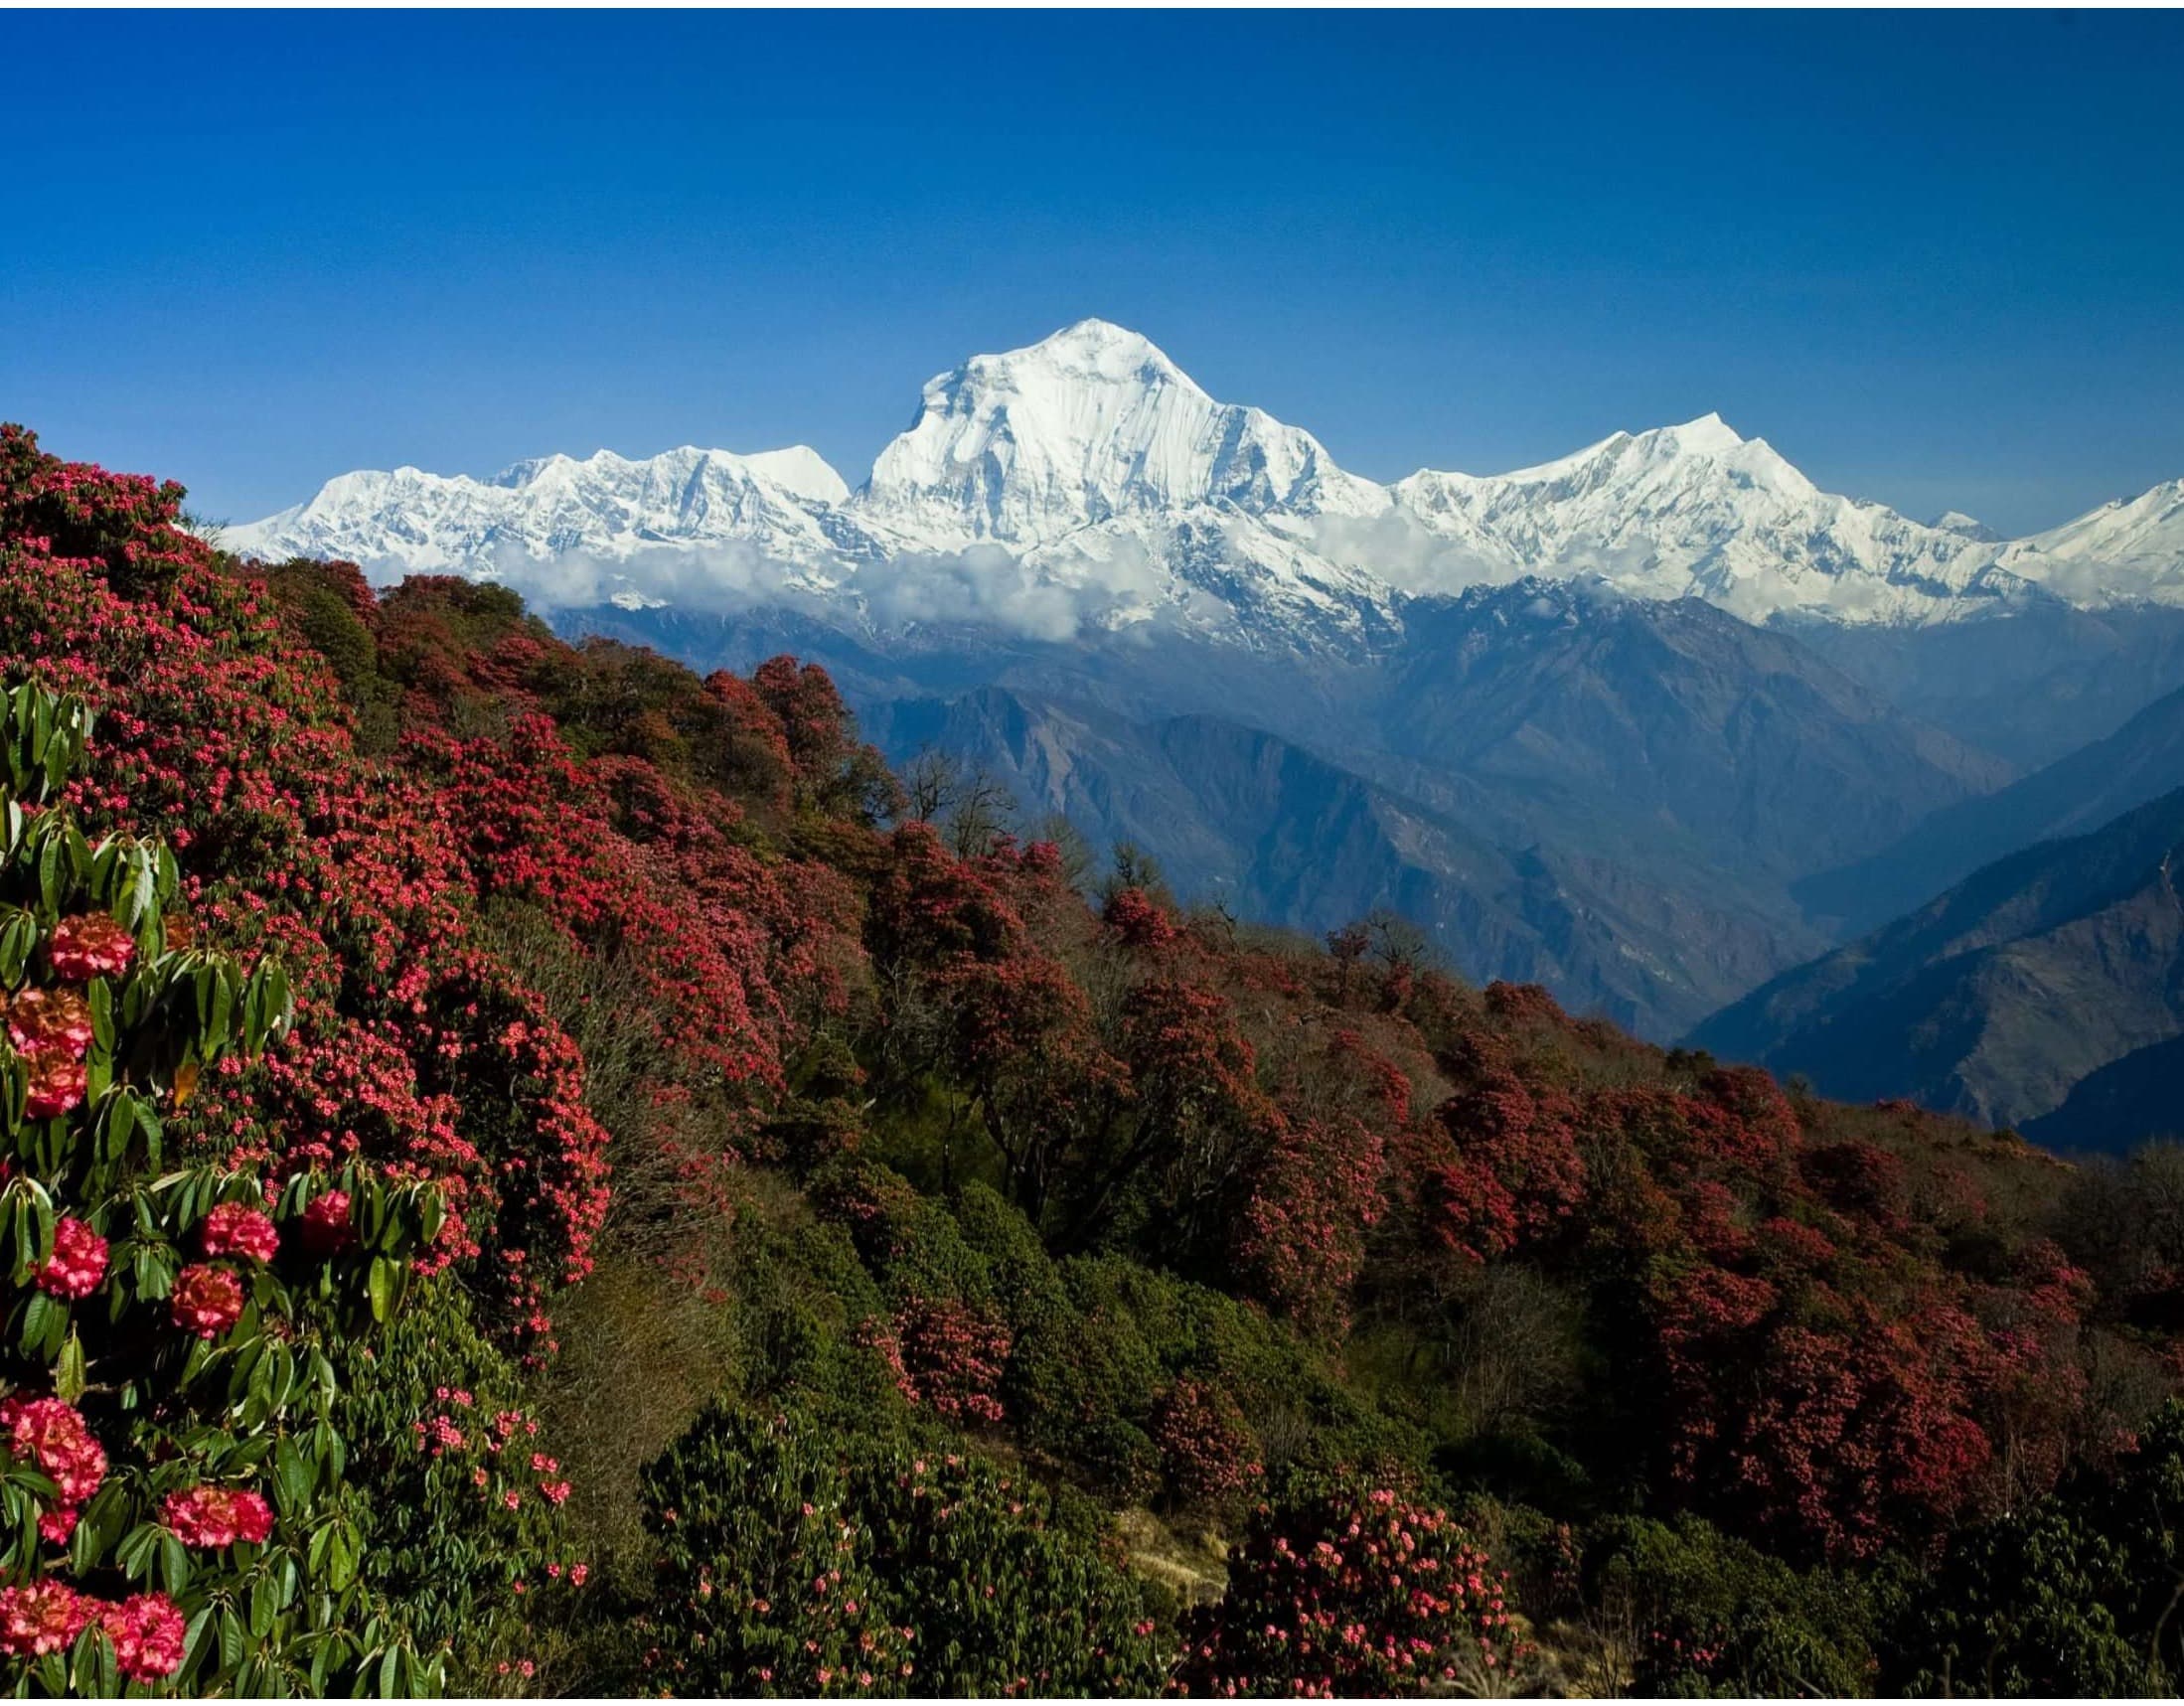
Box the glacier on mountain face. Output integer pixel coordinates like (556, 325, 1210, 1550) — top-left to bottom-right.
(221, 318, 2182, 646)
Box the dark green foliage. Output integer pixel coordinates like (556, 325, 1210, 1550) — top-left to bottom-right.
(1886, 1400, 2184, 1696)
(635, 1404, 1164, 1697)
(330, 1282, 580, 1691)
(1592, 1515, 1882, 1698)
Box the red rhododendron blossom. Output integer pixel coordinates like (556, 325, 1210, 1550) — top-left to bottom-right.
(6, 988, 94, 1061)
(2, 1396, 107, 1504)
(1101, 886, 1178, 950)
(35, 1216, 107, 1300)
(101, 1593, 186, 1680)
(298, 1189, 355, 1254)
(200, 1202, 280, 1264)
(163, 1484, 275, 1548)
(0, 1581, 92, 1657)
(169, 1263, 245, 1338)
(46, 913, 136, 984)
(23, 1054, 87, 1120)
(38, 1506, 78, 1546)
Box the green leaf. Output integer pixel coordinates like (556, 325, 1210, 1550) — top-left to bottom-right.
(160, 1530, 190, 1594)
(86, 976, 113, 1051)
(20, 1289, 60, 1356)
(274, 1436, 312, 1519)
(55, 1329, 85, 1404)
(367, 1255, 396, 1324)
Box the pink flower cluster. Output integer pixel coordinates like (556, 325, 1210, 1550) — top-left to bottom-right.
(163, 1484, 275, 1548)
(200, 1202, 280, 1264)
(169, 1262, 245, 1338)
(2, 1397, 106, 1505)
(45, 913, 136, 984)
(35, 1216, 108, 1300)
(1, 1398, 105, 1556)
(298, 1189, 354, 1253)
(10, 989, 96, 1118)
(7, 988, 94, 1059)
(23, 1056, 87, 1121)
(0, 1583, 184, 1679)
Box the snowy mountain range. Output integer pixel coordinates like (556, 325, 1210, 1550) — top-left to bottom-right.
(224, 319, 2184, 642)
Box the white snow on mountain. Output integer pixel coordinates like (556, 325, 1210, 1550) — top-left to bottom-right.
(858, 318, 1388, 543)
(1931, 510, 2000, 543)
(230, 445, 851, 578)
(1995, 479, 2184, 607)
(1388, 414, 2031, 625)
(223, 319, 2182, 645)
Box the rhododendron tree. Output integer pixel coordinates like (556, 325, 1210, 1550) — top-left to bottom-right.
(638, 1404, 1164, 1697)
(1172, 1482, 1524, 1698)
(1151, 1377, 1261, 1510)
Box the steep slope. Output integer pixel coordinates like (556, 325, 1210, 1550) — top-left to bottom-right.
(1372, 581, 2013, 882)
(1692, 788, 2184, 1131)
(2022, 1031, 2184, 1153)
(862, 685, 1826, 1035)
(576, 578, 2006, 1034)
(28, 419, 2184, 1704)
(1799, 679, 2184, 934)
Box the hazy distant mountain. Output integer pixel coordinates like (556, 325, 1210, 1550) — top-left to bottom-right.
(860, 685, 1828, 1036)
(1367, 582, 2011, 884)
(1794, 602, 2184, 769)
(1692, 788, 2184, 1133)
(2023, 1032, 2184, 1153)
(1798, 680, 2184, 934)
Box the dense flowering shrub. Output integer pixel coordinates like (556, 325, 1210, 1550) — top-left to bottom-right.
(1172, 1483, 1524, 1698)
(0, 679, 525, 1694)
(1151, 1378, 1261, 1509)
(1229, 1032, 1401, 1331)
(887, 1293, 1012, 1425)
(638, 1404, 1164, 1697)
(1102, 886, 1178, 951)
(0, 428, 611, 1349)
(1590, 1514, 1881, 1697)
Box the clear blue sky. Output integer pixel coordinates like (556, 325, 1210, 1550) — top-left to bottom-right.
(4, 10, 2179, 536)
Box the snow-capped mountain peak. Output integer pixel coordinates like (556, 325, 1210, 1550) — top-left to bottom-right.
(857, 319, 1382, 546)
(224, 442, 850, 579)
(219, 319, 2183, 640)
(1489, 411, 1751, 487)
(1930, 509, 2000, 543)
(1386, 411, 2025, 624)
(1998, 477, 2184, 606)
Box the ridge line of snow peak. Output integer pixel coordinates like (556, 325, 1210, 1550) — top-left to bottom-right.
(219, 318, 2181, 637)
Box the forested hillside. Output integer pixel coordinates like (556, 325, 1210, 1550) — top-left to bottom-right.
(4, 422, 2184, 1698)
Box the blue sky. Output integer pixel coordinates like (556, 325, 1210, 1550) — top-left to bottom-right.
(3, 10, 2179, 535)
